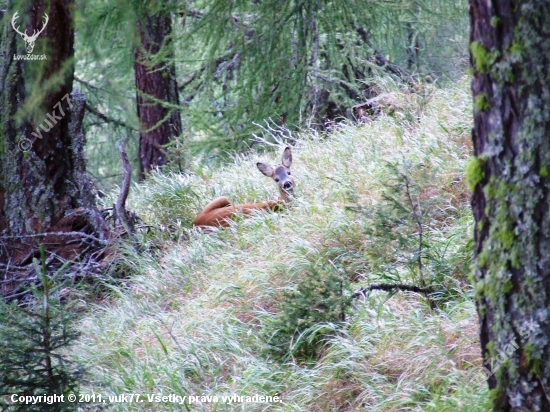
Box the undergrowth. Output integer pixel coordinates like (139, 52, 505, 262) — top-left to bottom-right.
(74, 78, 489, 411)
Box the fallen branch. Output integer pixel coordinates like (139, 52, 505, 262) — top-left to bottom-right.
(0, 231, 109, 245)
(352, 283, 435, 299)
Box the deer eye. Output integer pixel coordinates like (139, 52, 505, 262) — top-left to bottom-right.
(275, 178, 280, 182)
(287, 171, 291, 175)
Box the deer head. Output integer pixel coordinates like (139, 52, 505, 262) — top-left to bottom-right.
(11, 11, 49, 54)
(257, 146, 295, 202)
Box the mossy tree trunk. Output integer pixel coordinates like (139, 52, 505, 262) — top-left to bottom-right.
(0, 0, 108, 255)
(469, 0, 550, 410)
(133, 6, 182, 181)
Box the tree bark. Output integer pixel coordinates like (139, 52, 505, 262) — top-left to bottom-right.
(469, 0, 550, 410)
(0, 0, 108, 264)
(133, 7, 182, 180)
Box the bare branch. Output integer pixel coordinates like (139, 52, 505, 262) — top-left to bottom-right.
(352, 283, 435, 299)
(114, 140, 134, 236)
(0, 231, 109, 245)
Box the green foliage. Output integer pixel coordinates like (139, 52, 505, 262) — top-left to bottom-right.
(75, 0, 145, 190)
(0, 247, 81, 411)
(160, 133, 190, 175)
(349, 157, 472, 301)
(262, 261, 350, 362)
(76, 0, 468, 186)
(123, 171, 201, 238)
(177, 0, 368, 153)
(176, 0, 469, 154)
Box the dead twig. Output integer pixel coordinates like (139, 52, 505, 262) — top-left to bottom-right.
(113, 140, 135, 237)
(0, 231, 109, 245)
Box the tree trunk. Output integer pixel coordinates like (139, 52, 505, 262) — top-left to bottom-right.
(133, 7, 182, 180)
(0, 0, 108, 268)
(469, 0, 550, 410)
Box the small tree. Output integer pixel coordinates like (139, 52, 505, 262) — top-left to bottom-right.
(262, 261, 349, 362)
(0, 247, 81, 412)
(348, 158, 470, 304)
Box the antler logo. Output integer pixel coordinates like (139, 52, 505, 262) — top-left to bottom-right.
(11, 11, 49, 54)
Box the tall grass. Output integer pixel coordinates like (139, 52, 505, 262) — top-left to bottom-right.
(74, 77, 489, 411)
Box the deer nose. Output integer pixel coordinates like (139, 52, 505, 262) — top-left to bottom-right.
(283, 181, 293, 190)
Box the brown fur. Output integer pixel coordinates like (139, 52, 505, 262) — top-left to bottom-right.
(193, 147, 295, 228)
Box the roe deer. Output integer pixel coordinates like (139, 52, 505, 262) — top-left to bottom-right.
(193, 146, 295, 228)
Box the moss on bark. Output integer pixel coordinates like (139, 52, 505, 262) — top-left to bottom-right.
(470, 0, 550, 410)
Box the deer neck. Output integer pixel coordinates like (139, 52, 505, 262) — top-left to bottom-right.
(278, 189, 293, 203)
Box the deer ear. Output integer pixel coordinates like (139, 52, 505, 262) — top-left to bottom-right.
(282, 147, 292, 168)
(257, 162, 274, 177)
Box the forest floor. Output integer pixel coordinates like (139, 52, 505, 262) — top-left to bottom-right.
(74, 77, 490, 411)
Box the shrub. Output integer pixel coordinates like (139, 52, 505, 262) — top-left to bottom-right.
(349, 156, 473, 303)
(0, 247, 82, 411)
(262, 261, 350, 362)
